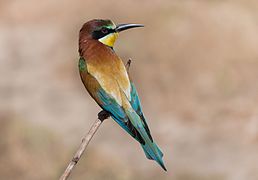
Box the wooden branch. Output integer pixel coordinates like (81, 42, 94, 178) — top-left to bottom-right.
(59, 110, 110, 180)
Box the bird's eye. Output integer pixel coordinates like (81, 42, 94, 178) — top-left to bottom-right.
(101, 28, 108, 34)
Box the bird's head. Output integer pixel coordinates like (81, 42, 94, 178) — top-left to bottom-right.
(79, 19, 144, 48)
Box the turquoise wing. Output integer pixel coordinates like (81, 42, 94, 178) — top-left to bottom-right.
(130, 83, 153, 142)
(97, 88, 145, 144)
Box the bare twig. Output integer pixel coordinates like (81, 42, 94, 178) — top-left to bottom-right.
(59, 110, 110, 180)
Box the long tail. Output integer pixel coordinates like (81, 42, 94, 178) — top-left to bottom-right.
(125, 108, 167, 171)
(141, 140, 167, 171)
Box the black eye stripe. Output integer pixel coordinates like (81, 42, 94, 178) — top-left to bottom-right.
(92, 28, 115, 39)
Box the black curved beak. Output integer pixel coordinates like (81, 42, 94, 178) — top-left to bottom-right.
(115, 23, 144, 32)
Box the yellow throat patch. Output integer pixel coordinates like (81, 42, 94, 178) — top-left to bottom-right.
(98, 33, 118, 47)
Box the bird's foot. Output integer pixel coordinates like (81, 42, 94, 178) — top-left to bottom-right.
(98, 110, 110, 122)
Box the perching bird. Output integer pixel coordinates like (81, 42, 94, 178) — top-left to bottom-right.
(78, 19, 166, 171)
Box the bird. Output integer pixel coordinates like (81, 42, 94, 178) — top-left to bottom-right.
(78, 19, 166, 171)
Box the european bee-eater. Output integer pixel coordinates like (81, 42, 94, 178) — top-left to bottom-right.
(78, 19, 166, 171)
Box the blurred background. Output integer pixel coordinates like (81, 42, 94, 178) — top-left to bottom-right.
(1, 0, 258, 179)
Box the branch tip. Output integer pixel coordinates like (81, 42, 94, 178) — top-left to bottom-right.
(126, 58, 132, 71)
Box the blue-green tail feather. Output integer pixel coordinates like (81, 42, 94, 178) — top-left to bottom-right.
(97, 87, 166, 171)
(126, 109, 167, 171)
(141, 143, 167, 171)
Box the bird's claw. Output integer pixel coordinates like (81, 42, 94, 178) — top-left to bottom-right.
(98, 110, 110, 121)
